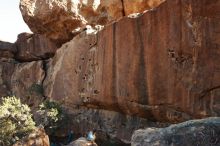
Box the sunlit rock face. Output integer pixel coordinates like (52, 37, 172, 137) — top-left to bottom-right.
(44, 0, 220, 123)
(0, 0, 218, 144)
(19, 0, 165, 45)
(123, 0, 165, 15)
(19, 0, 123, 45)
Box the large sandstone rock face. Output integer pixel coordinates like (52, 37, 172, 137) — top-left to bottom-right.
(19, 0, 164, 45)
(44, 0, 220, 123)
(131, 117, 220, 146)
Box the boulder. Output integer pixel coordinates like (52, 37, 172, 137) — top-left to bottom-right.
(19, 0, 165, 45)
(131, 117, 220, 146)
(44, 0, 220, 123)
(15, 33, 57, 61)
(66, 137, 97, 146)
(13, 128, 50, 146)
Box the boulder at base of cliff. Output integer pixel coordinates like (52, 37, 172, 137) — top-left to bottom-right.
(131, 117, 220, 146)
(13, 128, 50, 146)
(66, 137, 98, 146)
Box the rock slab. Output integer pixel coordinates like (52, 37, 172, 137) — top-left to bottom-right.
(131, 117, 220, 146)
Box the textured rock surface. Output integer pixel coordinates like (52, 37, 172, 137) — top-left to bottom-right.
(13, 128, 50, 146)
(44, 0, 220, 123)
(19, 0, 165, 45)
(131, 117, 220, 146)
(11, 61, 45, 106)
(0, 61, 15, 97)
(123, 0, 165, 15)
(43, 29, 97, 106)
(66, 137, 98, 146)
(15, 33, 57, 61)
(0, 41, 16, 60)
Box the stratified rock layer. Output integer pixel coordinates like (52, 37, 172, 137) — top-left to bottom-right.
(15, 33, 57, 61)
(131, 117, 220, 146)
(44, 0, 220, 123)
(19, 0, 164, 45)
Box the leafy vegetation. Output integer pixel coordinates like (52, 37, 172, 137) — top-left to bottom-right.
(28, 83, 44, 96)
(0, 96, 65, 145)
(35, 100, 64, 134)
(0, 96, 36, 145)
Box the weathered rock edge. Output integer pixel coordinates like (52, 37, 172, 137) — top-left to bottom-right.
(131, 117, 220, 146)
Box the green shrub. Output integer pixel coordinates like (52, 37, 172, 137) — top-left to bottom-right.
(35, 100, 64, 133)
(0, 96, 36, 145)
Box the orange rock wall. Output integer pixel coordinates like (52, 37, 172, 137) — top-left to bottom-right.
(44, 0, 220, 122)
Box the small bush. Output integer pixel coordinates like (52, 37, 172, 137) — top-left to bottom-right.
(0, 96, 36, 145)
(35, 100, 64, 133)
